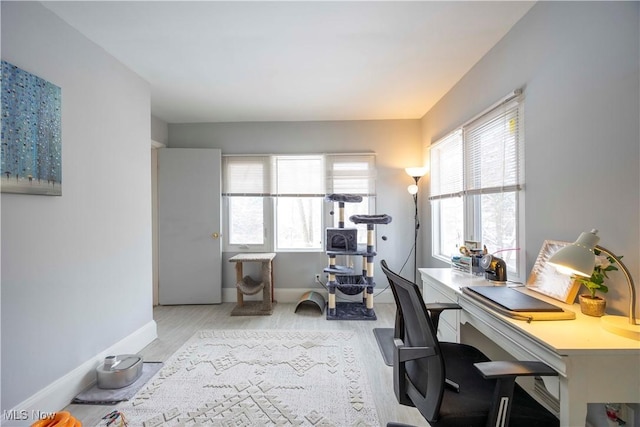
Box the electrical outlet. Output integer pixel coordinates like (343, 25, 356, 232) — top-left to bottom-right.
(315, 274, 321, 282)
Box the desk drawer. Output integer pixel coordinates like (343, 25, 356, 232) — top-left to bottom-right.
(422, 277, 456, 303)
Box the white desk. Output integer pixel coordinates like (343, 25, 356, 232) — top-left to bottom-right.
(419, 268, 640, 427)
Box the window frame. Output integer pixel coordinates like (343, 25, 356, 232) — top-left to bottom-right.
(429, 92, 525, 280)
(222, 155, 272, 253)
(272, 154, 325, 252)
(223, 153, 376, 253)
(323, 154, 377, 241)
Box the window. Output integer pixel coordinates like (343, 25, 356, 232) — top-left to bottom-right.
(430, 93, 524, 278)
(224, 157, 269, 247)
(273, 155, 324, 250)
(326, 155, 376, 244)
(224, 153, 375, 252)
(430, 130, 464, 260)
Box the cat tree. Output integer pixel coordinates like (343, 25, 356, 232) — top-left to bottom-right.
(324, 194, 391, 320)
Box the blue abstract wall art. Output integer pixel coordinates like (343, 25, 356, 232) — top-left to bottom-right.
(1, 60, 62, 195)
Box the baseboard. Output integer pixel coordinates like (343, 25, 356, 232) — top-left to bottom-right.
(5, 320, 157, 426)
(222, 286, 395, 304)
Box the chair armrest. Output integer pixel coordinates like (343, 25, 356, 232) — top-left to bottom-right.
(425, 302, 461, 312)
(425, 302, 460, 331)
(474, 360, 558, 379)
(394, 338, 436, 362)
(474, 361, 558, 427)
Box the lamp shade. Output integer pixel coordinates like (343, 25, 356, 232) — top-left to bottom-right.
(407, 184, 418, 195)
(405, 166, 428, 178)
(548, 229, 600, 277)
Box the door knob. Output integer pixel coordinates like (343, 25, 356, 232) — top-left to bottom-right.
(211, 232, 220, 239)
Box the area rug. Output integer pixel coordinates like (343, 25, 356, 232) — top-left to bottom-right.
(101, 330, 380, 426)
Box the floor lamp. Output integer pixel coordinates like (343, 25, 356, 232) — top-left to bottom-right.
(373, 166, 429, 366)
(405, 167, 428, 283)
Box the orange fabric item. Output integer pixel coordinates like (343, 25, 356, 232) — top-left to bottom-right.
(30, 411, 81, 427)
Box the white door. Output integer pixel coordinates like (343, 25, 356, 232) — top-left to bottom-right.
(158, 148, 222, 304)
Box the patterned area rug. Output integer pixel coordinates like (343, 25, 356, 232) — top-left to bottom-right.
(102, 330, 380, 426)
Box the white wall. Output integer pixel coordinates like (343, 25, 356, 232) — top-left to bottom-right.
(168, 120, 423, 296)
(151, 115, 169, 146)
(149, 116, 167, 306)
(1, 2, 155, 417)
(421, 1, 640, 318)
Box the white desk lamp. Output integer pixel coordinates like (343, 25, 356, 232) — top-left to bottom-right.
(548, 229, 639, 341)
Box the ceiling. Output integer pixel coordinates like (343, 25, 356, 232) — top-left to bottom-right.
(43, 1, 535, 124)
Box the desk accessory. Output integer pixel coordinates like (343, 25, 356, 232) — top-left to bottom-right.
(527, 240, 581, 303)
(451, 254, 473, 274)
(465, 286, 563, 312)
(462, 286, 576, 321)
(480, 253, 507, 283)
(548, 229, 639, 341)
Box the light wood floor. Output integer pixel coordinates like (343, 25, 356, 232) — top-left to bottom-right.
(65, 302, 427, 426)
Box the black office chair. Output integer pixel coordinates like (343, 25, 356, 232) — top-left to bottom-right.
(380, 260, 559, 427)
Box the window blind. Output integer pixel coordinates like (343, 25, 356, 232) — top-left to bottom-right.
(223, 156, 269, 196)
(224, 154, 376, 197)
(326, 154, 376, 196)
(464, 99, 523, 195)
(273, 155, 324, 197)
(429, 95, 523, 200)
(429, 130, 463, 200)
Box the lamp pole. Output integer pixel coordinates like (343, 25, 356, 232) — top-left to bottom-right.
(410, 176, 420, 283)
(405, 167, 427, 283)
(595, 245, 636, 326)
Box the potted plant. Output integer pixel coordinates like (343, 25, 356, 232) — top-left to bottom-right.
(574, 249, 620, 317)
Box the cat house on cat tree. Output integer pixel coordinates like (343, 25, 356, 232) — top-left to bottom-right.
(324, 194, 392, 320)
